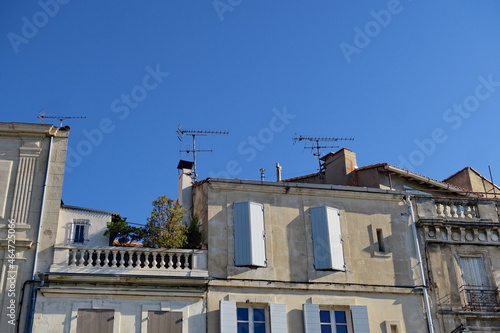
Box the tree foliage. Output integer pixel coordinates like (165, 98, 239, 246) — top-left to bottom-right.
(104, 219, 145, 246)
(143, 195, 188, 248)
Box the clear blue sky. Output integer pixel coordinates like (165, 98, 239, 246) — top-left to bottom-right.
(2, 1, 500, 224)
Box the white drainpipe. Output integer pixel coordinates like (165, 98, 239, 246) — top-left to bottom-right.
(406, 195, 435, 333)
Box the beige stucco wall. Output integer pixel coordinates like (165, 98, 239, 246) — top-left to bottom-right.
(57, 207, 114, 247)
(193, 179, 427, 332)
(0, 123, 69, 333)
(33, 294, 206, 333)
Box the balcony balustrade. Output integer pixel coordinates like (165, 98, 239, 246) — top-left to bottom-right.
(435, 201, 478, 219)
(459, 285, 500, 312)
(50, 245, 208, 277)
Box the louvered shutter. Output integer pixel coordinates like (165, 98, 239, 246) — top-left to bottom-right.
(270, 303, 288, 332)
(351, 305, 370, 333)
(310, 206, 345, 270)
(220, 300, 237, 333)
(233, 202, 266, 267)
(302, 304, 321, 333)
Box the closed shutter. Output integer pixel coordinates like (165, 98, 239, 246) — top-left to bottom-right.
(310, 206, 345, 271)
(351, 306, 370, 333)
(77, 309, 114, 333)
(302, 304, 321, 333)
(459, 255, 489, 286)
(270, 303, 288, 332)
(233, 202, 266, 267)
(220, 300, 237, 333)
(147, 311, 182, 333)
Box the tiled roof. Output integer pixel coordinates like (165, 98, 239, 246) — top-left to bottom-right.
(281, 172, 319, 182)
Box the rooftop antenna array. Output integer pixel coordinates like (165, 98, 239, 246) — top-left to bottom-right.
(177, 124, 229, 180)
(293, 134, 354, 180)
(38, 110, 86, 127)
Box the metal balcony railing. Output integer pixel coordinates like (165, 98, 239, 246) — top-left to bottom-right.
(459, 285, 500, 312)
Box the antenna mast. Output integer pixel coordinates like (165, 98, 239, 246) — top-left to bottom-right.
(177, 124, 229, 180)
(293, 134, 354, 180)
(38, 110, 86, 127)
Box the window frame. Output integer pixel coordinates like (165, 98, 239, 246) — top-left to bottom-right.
(71, 219, 90, 245)
(236, 305, 268, 333)
(319, 308, 352, 333)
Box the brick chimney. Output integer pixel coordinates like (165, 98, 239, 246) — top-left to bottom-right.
(321, 148, 358, 186)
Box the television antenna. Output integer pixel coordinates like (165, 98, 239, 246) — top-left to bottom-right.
(38, 110, 86, 127)
(177, 124, 229, 180)
(293, 134, 354, 180)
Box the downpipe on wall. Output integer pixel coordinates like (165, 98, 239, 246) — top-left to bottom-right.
(405, 195, 435, 333)
(24, 135, 53, 333)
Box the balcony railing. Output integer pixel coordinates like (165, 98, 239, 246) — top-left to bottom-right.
(50, 245, 208, 277)
(459, 285, 500, 312)
(435, 201, 478, 219)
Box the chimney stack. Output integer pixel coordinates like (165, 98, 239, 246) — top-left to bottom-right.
(321, 148, 357, 186)
(276, 163, 282, 182)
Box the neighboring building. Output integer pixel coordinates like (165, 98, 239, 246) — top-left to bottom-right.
(34, 204, 209, 333)
(190, 148, 500, 333)
(0, 123, 69, 333)
(191, 148, 431, 333)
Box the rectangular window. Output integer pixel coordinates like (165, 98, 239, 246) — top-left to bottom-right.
(310, 206, 345, 271)
(376, 228, 385, 253)
(237, 307, 266, 333)
(303, 304, 370, 333)
(220, 301, 287, 333)
(147, 311, 182, 333)
(233, 202, 266, 267)
(320, 310, 349, 333)
(76, 309, 114, 333)
(72, 219, 90, 244)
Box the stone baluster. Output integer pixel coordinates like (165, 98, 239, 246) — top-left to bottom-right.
(159, 253, 166, 269)
(127, 250, 134, 267)
(450, 204, 458, 218)
(444, 203, 451, 217)
(119, 250, 126, 267)
(457, 204, 465, 218)
(167, 253, 174, 269)
(144, 251, 151, 268)
(436, 203, 444, 217)
(111, 250, 118, 267)
(70, 250, 77, 266)
(95, 249, 102, 267)
(103, 249, 110, 266)
(151, 251, 158, 268)
(183, 253, 190, 270)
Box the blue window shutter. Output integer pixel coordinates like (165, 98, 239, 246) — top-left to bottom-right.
(233, 202, 266, 267)
(270, 303, 288, 332)
(302, 304, 321, 333)
(351, 306, 370, 333)
(219, 300, 236, 333)
(234, 202, 251, 266)
(310, 206, 345, 271)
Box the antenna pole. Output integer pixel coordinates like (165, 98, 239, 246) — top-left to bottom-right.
(177, 125, 229, 180)
(38, 111, 86, 127)
(488, 165, 497, 198)
(293, 134, 354, 182)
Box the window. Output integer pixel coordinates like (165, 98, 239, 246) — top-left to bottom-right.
(303, 304, 370, 333)
(320, 310, 349, 333)
(376, 228, 385, 253)
(220, 301, 287, 333)
(237, 307, 266, 333)
(233, 202, 266, 267)
(71, 219, 90, 244)
(76, 309, 114, 333)
(147, 311, 182, 333)
(310, 206, 345, 271)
